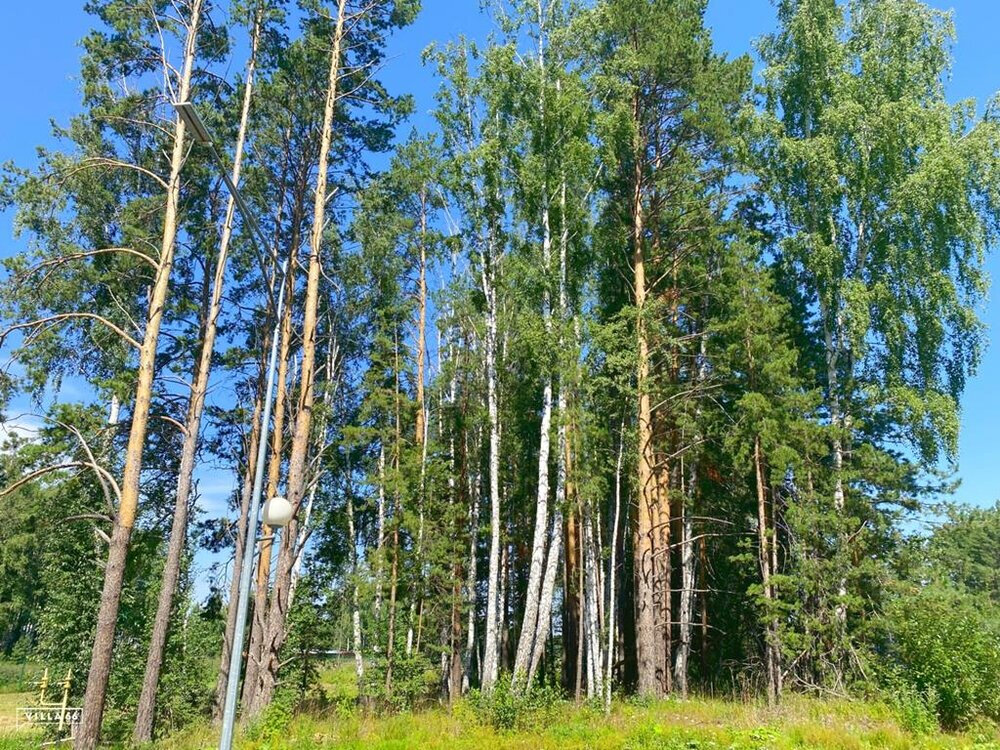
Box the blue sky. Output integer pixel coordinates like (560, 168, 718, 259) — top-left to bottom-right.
(1, 0, 998, 523)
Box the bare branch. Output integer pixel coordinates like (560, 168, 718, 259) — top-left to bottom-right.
(0, 313, 142, 351)
(74, 157, 169, 190)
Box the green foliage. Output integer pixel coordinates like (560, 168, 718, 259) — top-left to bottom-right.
(245, 689, 298, 745)
(360, 653, 437, 714)
(468, 678, 561, 733)
(884, 678, 941, 736)
(877, 585, 1000, 729)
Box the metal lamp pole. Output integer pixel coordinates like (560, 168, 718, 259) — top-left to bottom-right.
(173, 100, 287, 750)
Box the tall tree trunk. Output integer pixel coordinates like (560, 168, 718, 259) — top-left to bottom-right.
(374, 444, 386, 636)
(75, 5, 202, 748)
(241, 205, 299, 713)
(673, 460, 694, 698)
(461, 423, 482, 692)
(240, 262, 298, 711)
(582, 496, 603, 699)
(563, 444, 580, 695)
(513, 3, 553, 690)
(244, 0, 346, 717)
(673, 311, 705, 699)
(345, 453, 364, 681)
(822, 309, 848, 627)
(480, 235, 502, 691)
(212, 385, 264, 721)
(754, 435, 780, 704)
(527, 169, 569, 686)
(385, 330, 403, 691)
(699, 535, 709, 680)
(407, 191, 429, 658)
(605, 417, 625, 712)
(632, 135, 663, 697)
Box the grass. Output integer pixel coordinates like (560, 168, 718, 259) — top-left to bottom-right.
(1, 661, 997, 748)
(0, 692, 33, 734)
(0, 662, 38, 694)
(149, 694, 1000, 750)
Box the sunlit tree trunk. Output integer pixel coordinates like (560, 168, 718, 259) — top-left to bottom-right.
(75, 5, 203, 748)
(605, 418, 625, 712)
(345, 453, 364, 681)
(480, 232, 503, 691)
(213, 386, 264, 721)
(241, 206, 298, 714)
(755, 435, 780, 704)
(244, 0, 346, 717)
(513, 3, 553, 690)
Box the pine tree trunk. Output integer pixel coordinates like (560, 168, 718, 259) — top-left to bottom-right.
(241, 225, 297, 713)
(244, 0, 346, 717)
(632, 142, 663, 697)
(75, 6, 202, 748)
(212, 386, 264, 721)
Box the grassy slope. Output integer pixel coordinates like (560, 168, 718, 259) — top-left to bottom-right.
(152, 696, 999, 750)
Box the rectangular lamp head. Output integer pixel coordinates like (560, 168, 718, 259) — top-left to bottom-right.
(173, 101, 213, 145)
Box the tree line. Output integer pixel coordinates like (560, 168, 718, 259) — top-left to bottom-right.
(1, 0, 999, 747)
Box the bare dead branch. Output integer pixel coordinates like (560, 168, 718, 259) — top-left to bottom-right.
(0, 313, 142, 351)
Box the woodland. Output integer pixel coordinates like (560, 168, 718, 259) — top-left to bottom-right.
(1, 0, 999, 748)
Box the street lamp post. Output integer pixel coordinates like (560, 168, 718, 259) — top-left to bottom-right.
(173, 100, 290, 750)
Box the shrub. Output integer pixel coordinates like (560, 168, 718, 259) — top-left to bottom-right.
(467, 676, 562, 732)
(880, 675, 939, 735)
(244, 690, 296, 744)
(877, 585, 1000, 729)
(359, 652, 437, 713)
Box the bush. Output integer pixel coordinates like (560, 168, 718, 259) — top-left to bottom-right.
(877, 585, 1000, 729)
(881, 676, 939, 735)
(244, 690, 296, 744)
(467, 676, 561, 732)
(359, 652, 437, 713)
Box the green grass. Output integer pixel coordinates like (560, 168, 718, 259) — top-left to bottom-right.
(1, 660, 996, 749)
(0, 661, 39, 694)
(150, 694, 999, 750)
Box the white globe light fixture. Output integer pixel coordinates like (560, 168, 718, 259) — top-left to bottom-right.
(262, 495, 293, 528)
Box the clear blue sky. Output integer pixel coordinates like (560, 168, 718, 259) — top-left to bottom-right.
(1, 0, 998, 514)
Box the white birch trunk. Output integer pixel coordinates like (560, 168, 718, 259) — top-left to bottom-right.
(462, 426, 482, 692)
(346, 459, 364, 680)
(480, 248, 502, 691)
(605, 418, 625, 712)
(582, 504, 603, 698)
(512, 0, 553, 690)
(374, 444, 386, 641)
